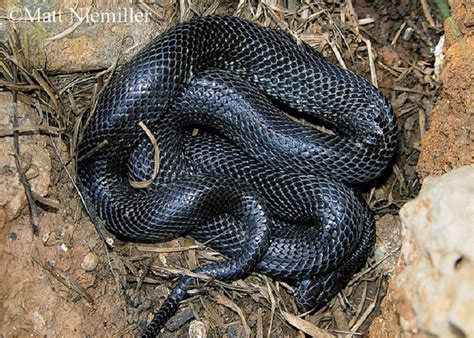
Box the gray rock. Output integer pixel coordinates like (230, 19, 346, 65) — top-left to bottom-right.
(165, 307, 195, 332)
(2, 1, 166, 72)
(370, 166, 474, 337)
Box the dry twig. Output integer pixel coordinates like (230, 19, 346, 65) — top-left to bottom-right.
(32, 255, 94, 304)
(10, 62, 39, 235)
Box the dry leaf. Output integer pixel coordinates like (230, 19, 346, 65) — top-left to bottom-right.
(281, 311, 335, 338)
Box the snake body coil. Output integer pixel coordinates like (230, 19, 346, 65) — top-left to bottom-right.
(78, 16, 397, 336)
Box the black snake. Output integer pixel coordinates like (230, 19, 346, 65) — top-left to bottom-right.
(77, 15, 397, 336)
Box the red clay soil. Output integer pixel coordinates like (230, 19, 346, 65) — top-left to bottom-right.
(417, 0, 473, 178)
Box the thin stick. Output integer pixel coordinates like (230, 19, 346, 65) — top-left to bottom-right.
(0, 125, 62, 137)
(257, 308, 264, 337)
(11, 63, 39, 235)
(420, 0, 436, 28)
(214, 292, 251, 337)
(350, 275, 383, 332)
(348, 281, 367, 327)
(136, 244, 201, 253)
(266, 278, 276, 337)
(328, 39, 347, 69)
(47, 6, 91, 41)
(348, 247, 399, 286)
(363, 38, 378, 88)
(134, 258, 153, 306)
(418, 108, 426, 138)
(32, 255, 94, 304)
(391, 21, 407, 46)
(0, 80, 42, 91)
(129, 121, 160, 189)
(380, 85, 430, 96)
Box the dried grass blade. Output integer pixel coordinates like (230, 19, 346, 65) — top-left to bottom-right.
(214, 292, 251, 337)
(281, 311, 335, 337)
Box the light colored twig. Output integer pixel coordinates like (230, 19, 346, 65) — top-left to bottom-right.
(47, 6, 91, 41)
(420, 0, 436, 28)
(129, 121, 160, 189)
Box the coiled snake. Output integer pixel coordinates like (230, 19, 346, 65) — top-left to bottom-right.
(77, 15, 397, 337)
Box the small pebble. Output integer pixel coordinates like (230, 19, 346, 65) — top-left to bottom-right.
(402, 27, 414, 41)
(81, 252, 99, 271)
(188, 320, 207, 338)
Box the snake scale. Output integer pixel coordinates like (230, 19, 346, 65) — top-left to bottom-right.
(77, 15, 397, 336)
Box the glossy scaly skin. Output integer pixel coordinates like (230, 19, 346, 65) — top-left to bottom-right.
(77, 16, 397, 337)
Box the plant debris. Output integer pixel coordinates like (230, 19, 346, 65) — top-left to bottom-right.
(0, 0, 448, 336)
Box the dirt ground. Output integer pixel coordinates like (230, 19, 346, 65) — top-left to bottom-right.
(1, 0, 469, 337)
(417, 0, 473, 177)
